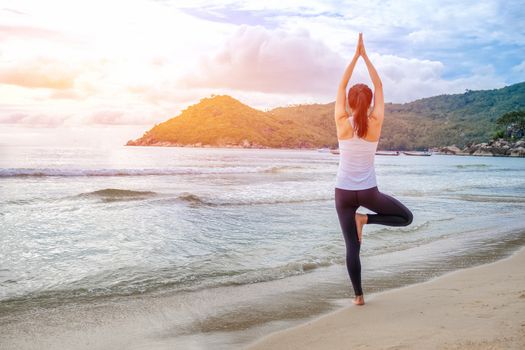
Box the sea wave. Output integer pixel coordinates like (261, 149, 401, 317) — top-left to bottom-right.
(177, 192, 208, 205)
(171, 192, 332, 206)
(370, 219, 432, 235)
(4, 189, 332, 206)
(0, 166, 302, 178)
(454, 164, 491, 169)
(76, 188, 157, 201)
(366, 216, 456, 240)
(3, 189, 158, 205)
(447, 194, 525, 203)
(0, 255, 343, 310)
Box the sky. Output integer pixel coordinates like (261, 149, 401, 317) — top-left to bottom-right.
(0, 0, 524, 146)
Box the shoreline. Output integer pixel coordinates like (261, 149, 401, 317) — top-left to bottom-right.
(123, 144, 525, 157)
(245, 246, 525, 350)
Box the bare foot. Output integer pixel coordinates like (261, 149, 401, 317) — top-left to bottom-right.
(355, 213, 368, 243)
(352, 295, 365, 305)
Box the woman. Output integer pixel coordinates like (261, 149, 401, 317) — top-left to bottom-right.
(334, 33, 413, 306)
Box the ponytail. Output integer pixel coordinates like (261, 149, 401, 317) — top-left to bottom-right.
(354, 94, 369, 138)
(348, 84, 373, 138)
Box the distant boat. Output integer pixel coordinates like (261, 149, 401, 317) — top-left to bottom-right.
(330, 149, 340, 155)
(402, 151, 432, 156)
(317, 148, 330, 153)
(375, 151, 400, 156)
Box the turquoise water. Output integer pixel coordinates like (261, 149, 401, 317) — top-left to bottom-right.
(1, 145, 524, 349)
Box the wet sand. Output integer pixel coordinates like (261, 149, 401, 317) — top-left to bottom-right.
(246, 247, 525, 350)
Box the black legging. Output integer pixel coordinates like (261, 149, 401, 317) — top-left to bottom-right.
(334, 186, 413, 296)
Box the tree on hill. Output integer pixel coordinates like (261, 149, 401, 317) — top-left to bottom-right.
(495, 109, 525, 139)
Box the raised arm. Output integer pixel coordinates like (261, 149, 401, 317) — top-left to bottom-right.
(334, 33, 362, 120)
(360, 38, 384, 122)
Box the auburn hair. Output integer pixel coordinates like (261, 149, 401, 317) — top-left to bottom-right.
(348, 83, 373, 138)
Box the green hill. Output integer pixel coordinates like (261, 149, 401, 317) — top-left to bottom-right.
(379, 82, 525, 149)
(126, 82, 525, 150)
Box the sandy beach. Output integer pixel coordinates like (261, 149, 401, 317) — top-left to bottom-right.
(246, 247, 525, 350)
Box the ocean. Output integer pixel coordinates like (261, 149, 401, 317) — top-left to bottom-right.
(1, 145, 524, 349)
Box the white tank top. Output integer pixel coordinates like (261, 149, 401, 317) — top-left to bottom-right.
(335, 117, 378, 190)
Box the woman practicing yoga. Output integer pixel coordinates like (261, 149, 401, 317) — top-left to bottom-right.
(334, 33, 413, 306)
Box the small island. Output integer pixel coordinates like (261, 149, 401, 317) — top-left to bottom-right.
(126, 95, 332, 149)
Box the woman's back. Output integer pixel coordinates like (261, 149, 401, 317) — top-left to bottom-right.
(335, 117, 378, 190)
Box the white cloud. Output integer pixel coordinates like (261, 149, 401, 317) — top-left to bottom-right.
(0, 112, 68, 127)
(0, 57, 79, 89)
(181, 25, 345, 95)
(511, 60, 525, 81)
(371, 55, 505, 102)
(180, 24, 507, 103)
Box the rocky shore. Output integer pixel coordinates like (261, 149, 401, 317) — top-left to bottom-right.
(437, 138, 525, 157)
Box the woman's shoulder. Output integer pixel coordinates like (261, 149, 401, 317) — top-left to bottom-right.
(369, 110, 384, 124)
